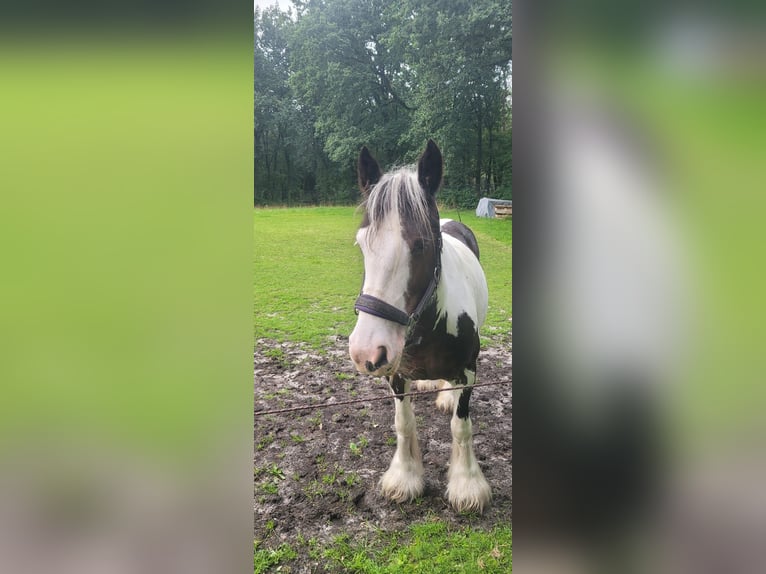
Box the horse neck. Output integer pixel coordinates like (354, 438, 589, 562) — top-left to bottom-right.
(438, 235, 489, 330)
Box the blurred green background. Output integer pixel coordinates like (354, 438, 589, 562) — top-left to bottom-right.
(526, 3, 766, 472)
(0, 37, 253, 461)
(567, 49, 766, 447)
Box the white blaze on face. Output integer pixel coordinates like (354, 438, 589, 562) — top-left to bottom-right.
(348, 211, 411, 375)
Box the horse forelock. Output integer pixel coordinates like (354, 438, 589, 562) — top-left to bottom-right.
(362, 167, 436, 243)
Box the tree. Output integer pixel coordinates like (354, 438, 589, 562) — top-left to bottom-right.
(254, 0, 512, 205)
(386, 0, 512, 196)
(290, 0, 415, 176)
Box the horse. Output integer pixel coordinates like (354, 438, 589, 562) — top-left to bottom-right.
(348, 140, 492, 513)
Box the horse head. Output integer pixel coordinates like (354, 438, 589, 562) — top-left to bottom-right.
(348, 140, 443, 376)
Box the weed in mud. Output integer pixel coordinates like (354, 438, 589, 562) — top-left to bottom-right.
(260, 482, 278, 495)
(290, 432, 307, 444)
(254, 541, 297, 573)
(321, 463, 346, 486)
(255, 433, 274, 451)
(266, 464, 285, 480)
(321, 472, 336, 486)
(385, 436, 397, 447)
(263, 348, 284, 360)
(335, 372, 354, 381)
(344, 472, 360, 487)
(254, 463, 283, 480)
(255, 464, 286, 497)
(303, 479, 325, 500)
(263, 347, 285, 359)
(262, 347, 291, 369)
(308, 538, 322, 561)
(349, 435, 369, 457)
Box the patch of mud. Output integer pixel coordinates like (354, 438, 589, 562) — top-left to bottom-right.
(254, 335, 512, 562)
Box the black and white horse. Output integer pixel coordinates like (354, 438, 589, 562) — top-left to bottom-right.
(348, 140, 492, 512)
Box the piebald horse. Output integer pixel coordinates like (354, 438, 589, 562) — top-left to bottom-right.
(348, 140, 491, 512)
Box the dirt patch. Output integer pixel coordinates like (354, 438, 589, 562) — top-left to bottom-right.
(254, 335, 512, 561)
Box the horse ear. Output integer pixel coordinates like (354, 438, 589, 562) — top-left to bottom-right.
(358, 146, 382, 195)
(418, 139, 443, 195)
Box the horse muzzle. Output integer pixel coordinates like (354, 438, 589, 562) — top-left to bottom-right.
(349, 344, 398, 376)
(348, 322, 405, 376)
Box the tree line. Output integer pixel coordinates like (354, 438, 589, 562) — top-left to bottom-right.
(255, 0, 512, 207)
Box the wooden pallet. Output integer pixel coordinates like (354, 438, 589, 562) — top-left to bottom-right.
(494, 204, 512, 218)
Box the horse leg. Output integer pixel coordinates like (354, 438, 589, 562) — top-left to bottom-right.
(414, 379, 456, 413)
(435, 380, 457, 413)
(446, 367, 492, 512)
(380, 374, 424, 502)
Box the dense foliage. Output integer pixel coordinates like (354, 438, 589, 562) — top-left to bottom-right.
(255, 0, 512, 206)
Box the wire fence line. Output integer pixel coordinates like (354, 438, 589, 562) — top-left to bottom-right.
(254, 379, 512, 417)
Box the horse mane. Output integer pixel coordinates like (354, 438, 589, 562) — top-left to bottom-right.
(363, 166, 436, 242)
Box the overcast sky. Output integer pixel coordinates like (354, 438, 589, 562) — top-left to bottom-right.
(254, 0, 292, 11)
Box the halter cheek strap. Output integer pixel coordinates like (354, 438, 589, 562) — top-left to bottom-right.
(354, 235, 442, 333)
(353, 294, 410, 326)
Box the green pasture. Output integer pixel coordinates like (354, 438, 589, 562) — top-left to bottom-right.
(253, 206, 512, 572)
(255, 519, 512, 573)
(253, 207, 511, 350)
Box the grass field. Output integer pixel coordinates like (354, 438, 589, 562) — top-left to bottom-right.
(254, 206, 512, 572)
(255, 520, 512, 573)
(253, 206, 512, 349)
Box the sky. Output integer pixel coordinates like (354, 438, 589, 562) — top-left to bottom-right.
(254, 0, 292, 11)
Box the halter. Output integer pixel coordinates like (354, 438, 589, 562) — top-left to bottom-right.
(354, 234, 442, 338)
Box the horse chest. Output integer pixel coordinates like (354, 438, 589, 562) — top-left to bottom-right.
(400, 311, 480, 380)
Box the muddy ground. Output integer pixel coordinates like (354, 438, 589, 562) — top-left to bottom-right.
(254, 335, 512, 565)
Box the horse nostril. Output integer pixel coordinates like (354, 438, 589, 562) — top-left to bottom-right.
(373, 346, 388, 369)
(365, 360, 375, 372)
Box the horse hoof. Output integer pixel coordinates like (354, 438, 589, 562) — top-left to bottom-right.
(379, 466, 424, 503)
(446, 473, 492, 513)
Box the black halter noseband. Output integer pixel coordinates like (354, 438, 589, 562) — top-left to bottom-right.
(354, 235, 442, 336)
